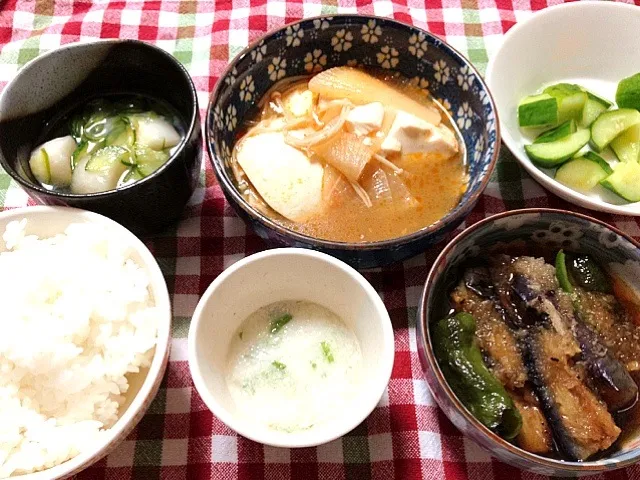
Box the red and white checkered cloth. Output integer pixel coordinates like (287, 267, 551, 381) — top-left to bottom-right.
(2, 0, 640, 478)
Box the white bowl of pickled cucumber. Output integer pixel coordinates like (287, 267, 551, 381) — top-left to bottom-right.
(486, 1, 640, 215)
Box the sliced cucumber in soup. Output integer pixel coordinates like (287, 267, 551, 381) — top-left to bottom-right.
(524, 129, 590, 167)
(610, 123, 640, 163)
(600, 161, 640, 202)
(30, 148, 51, 184)
(122, 167, 145, 183)
(518, 93, 558, 127)
(543, 83, 588, 123)
(71, 140, 90, 169)
(616, 72, 640, 111)
(133, 144, 170, 177)
(105, 120, 136, 147)
(85, 145, 131, 172)
(581, 98, 609, 128)
(591, 109, 640, 152)
(555, 156, 611, 192)
(534, 120, 576, 144)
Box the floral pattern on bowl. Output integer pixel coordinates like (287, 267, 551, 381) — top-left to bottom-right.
(418, 208, 640, 476)
(206, 14, 499, 268)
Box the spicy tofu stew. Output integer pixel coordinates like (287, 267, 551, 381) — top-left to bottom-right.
(230, 67, 468, 243)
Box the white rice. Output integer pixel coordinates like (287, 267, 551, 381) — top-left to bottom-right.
(0, 219, 159, 477)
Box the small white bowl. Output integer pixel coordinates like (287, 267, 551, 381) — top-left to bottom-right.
(188, 248, 394, 448)
(0, 206, 171, 480)
(486, 1, 640, 215)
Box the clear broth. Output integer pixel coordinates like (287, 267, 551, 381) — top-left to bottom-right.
(35, 94, 185, 193)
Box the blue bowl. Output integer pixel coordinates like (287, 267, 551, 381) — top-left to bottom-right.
(418, 208, 640, 475)
(206, 15, 499, 269)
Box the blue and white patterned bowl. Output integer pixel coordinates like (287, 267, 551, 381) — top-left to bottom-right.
(206, 15, 499, 269)
(418, 208, 640, 476)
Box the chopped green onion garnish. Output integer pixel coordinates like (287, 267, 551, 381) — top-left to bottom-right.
(321, 341, 334, 363)
(270, 313, 292, 334)
(272, 360, 286, 371)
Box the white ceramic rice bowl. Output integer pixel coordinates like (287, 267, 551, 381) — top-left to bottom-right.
(1, 206, 171, 480)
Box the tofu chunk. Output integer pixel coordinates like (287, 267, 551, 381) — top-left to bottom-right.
(381, 111, 458, 158)
(345, 102, 385, 136)
(285, 90, 315, 118)
(236, 132, 324, 222)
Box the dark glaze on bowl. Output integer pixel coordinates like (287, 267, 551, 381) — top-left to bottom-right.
(206, 15, 499, 269)
(0, 40, 202, 235)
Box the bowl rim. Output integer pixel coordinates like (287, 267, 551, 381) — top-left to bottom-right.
(485, 1, 640, 217)
(418, 207, 640, 472)
(0, 38, 200, 199)
(187, 247, 395, 448)
(2, 205, 172, 479)
(205, 13, 500, 251)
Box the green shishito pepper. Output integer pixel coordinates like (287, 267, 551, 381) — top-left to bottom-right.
(432, 312, 522, 440)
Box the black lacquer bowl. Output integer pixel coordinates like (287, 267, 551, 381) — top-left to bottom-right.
(0, 39, 202, 235)
(206, 15, 499, 269)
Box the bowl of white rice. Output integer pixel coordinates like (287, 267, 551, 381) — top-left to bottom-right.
(0, 206, 171, 479)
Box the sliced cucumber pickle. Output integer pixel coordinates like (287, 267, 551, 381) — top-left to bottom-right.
(600, 161, 640, 202)
(610, 123, 640, 163)
(616, 72, 640, 111)
(543, 83, 588, 124)
(591, 109, 640, 152)
(581, 97, 609, 128)
(555, 155, 611, 192)
(518, 93, 558, 127)
(525, 128, 590, 167)
(582, 151, 613, 174)
(534, 120, 576, 144)
(585, 91, 613, 108)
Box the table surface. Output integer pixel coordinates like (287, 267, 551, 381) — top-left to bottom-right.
(3, 0, 640, 478)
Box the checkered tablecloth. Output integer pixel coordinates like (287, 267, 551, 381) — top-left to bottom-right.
(3, 0, 640, 478)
